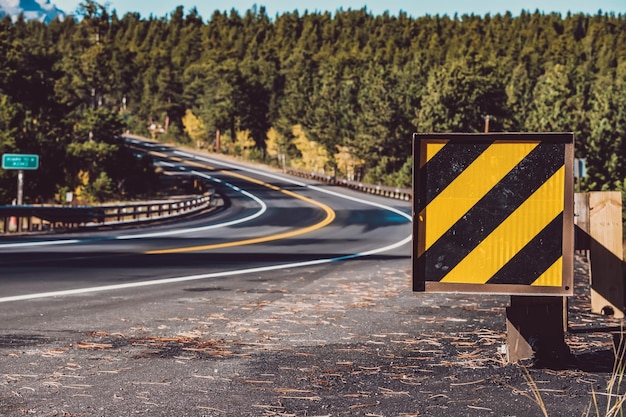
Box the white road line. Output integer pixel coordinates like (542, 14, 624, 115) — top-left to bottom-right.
(174, 150, 309, 187)
(0, 239, 82, 249)
(0, 146, 412, 303)
(0, 172, 266, 248)
(115, 171, 267, 240)
(174, 151, 412, 221)
(0, 234, 411, 303)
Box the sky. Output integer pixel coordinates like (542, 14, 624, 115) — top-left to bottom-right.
(51, 0, 625, 20)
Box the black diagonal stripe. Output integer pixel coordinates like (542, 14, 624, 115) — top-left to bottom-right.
(487, 215, 563, 285)
(416, 142, 492, 213)
(418, 142, 565, 283)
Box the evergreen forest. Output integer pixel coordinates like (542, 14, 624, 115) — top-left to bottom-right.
(0, 0, 625, 205)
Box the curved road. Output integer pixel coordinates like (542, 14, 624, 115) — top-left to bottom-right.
(0, 139, 412, 307)
(0, 140, 607, 417)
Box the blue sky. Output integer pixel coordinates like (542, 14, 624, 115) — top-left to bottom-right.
(53, 0, 624, 19)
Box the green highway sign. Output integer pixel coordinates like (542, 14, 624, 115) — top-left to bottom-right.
(2, 154, 39, 170)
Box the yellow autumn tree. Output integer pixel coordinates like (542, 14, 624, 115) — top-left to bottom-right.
(72, 170, 89, 203)
(265, 127, 280, 158)
(182, 109, 209, 148)
(265, 127, 289, 168)
(291, 125, 328, 173)
(232, 129, 254, 158)
(334, 145, 364, 180)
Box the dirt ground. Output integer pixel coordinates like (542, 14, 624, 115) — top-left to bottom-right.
(1, 253, 624, 417)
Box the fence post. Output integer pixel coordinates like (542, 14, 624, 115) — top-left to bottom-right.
(506, 296, 570, 364)
(574, 193, 590, 253)
(587, 191, 625, 317)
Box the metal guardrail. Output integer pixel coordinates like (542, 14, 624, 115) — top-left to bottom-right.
(0, 194, 212, 234)
(1, 162, 410, 235)
(283, 167, 412, 201)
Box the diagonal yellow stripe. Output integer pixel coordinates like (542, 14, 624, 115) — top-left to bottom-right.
(440, 166, 564, 284)
(531, 257, 562, 287)
(419, 141, 447, 168)
(421, 142, 538, 251)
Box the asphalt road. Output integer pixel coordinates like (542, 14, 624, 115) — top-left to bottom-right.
(0, 141, 412, 304)
(0, 142, 622, 417)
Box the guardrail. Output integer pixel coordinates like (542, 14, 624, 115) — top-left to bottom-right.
(1, 158, 411, 235)
(0, 193, 212, 235)
(283, 167, 412, 201)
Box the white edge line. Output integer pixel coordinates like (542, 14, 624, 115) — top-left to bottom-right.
(0, 173, 267, 247)
(0, 146, 412, 302)
(116, 171, 267, 240)
(174, 151, 309, 187)
(0, 239, 82, 249)
(0, 235, 411, 303)
(176, 151, 411, 221)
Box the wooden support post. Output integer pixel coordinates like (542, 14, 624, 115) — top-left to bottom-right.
(506, 296, 570, 364)
(588, 191, 624, 317)
(574, 193, 590, 253)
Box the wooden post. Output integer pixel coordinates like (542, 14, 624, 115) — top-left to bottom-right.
(506, 296, 570, 363)
(574, 193, 590, 252)
(588, 191, 624, 317)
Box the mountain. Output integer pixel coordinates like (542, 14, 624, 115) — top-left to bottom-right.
(0, 0, 66, 23)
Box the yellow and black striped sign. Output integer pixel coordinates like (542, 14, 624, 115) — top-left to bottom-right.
(413, 133, 574, 295)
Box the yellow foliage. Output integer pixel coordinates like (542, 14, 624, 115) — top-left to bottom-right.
(266, 127, 289, 167)
(291, 125, 329, 173)
(73, 170, 90, 202)
(235, 129, 255, 156)
(74, 185, 84, 200)
(334, 145, 364, 180)
(77, 170, 89, 186)
(265, 127, 282, 159)
(182, 109, 208, 146)
(219, 131, 233, 154)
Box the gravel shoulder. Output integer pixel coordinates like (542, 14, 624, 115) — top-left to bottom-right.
(1, 254, 622, 417)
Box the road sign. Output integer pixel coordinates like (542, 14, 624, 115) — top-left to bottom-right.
(2, 154, 39, 170)
(412, 133, 574, 296)
(574, 158, 586, 178)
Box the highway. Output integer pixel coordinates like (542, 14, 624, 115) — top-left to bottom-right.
(0, 141, 612, 417)
(0, 139, 418, 415)
(0, 138, 412, 325)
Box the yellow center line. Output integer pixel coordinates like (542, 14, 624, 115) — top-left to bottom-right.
(223, 170, 281, 190)
(145, 161, 336, 254)
(145, 148, 215, 171)
(186, 160, 215, 170)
